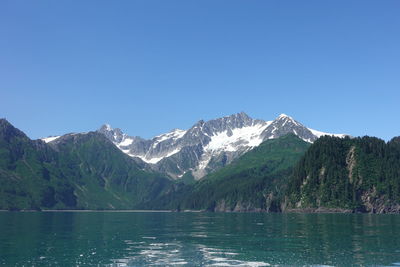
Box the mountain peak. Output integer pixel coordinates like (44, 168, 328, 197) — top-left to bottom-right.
(97, 124, 125, 143)
(225, 111, 251, 121)
(276, 113, 294, 120)
(272, 114, 302, 128)
(99, 124, 113, 132)
(0, 118, 29, 141)
(236, 111, 250, 118)
(0, 118, 12, 127)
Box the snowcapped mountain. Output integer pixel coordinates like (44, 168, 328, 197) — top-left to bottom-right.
(96, 112, 346, 180)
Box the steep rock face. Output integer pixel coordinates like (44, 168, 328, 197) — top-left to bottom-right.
(95, 113, 345, 179)
(97, 124, 151, 156)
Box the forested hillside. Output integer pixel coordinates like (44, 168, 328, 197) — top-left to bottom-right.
(144, 134, 310, 211)
(0, 119, 172, 210)
(286, 136, 400, 213)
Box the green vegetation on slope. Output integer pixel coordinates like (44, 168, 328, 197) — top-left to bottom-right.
(3, 117, 399, 214)
(286, 136, 400, 213)
(0, 119, 172, 210)
(145, 134, 310, 211)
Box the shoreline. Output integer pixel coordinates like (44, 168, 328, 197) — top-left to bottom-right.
(1, 208, 399, 214)
(0, 209, 173, 213)
(283, 207, 354, 213)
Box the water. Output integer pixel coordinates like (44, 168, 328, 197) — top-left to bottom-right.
(0, 212, 400, 266)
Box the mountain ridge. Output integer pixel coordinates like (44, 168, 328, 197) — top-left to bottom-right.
(0, 118, 173, 210)
(93, 112, 346, 179)
(2, 118, 399, 213)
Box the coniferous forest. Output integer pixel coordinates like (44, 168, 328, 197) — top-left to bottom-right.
(286, 136, 400, 213)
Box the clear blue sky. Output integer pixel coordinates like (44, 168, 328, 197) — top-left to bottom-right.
(1, 1, 399, 140)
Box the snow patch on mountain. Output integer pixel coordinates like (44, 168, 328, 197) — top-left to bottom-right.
(119, 137, 134, 146)
(153, 129, 186, 148)
(42, 136, 61, 143)
(308, 128, 347, 139)
(155, 129, 186, 141)
(132, 147, 182, 164)
(204, 122, 271, 152)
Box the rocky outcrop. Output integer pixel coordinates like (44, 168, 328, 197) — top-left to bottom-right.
(361, 188, 400, 213)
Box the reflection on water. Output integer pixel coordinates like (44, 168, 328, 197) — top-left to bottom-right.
(0, 212, 400, 266)
(107, 240, 269, 266)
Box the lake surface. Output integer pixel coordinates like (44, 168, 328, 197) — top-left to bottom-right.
(1, 212, 400, 266)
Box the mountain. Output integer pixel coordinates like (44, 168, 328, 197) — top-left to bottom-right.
(143, 134, 311, 211)
(285, 136, 400, 213)
(96, 112, 345, 180)
(3, 117, 399, 213)
(0, 119, 172, 210)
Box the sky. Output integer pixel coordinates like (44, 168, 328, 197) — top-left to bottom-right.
(1, 1, 399, 141)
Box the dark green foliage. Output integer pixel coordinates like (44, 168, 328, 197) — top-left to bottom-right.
(286, 136, 400, 212)
(0, 119, 172, 210)
(145, 134, 310, 211)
